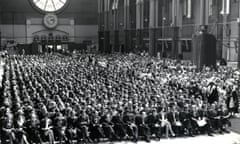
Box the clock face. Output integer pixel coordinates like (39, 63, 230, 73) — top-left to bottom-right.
(32, 0, 67, 12)
(43, 13, 58, 29)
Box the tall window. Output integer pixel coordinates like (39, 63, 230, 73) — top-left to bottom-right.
(183, 0, 192, 18)
(221, 0, 230, 15)
(208, 0, 213, 16)
(112, 0, 119, 10)
(136, 0, 143, 5)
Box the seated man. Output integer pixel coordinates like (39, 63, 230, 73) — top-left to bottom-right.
(53, 112, 67, 144)
(13, 111, 30, 144)
(40, 114, 55, 144)
(207, 104, 222, 134)
(111, 111, 127, 140)
(76, 111, 92, 143)
(1, 113, 16, 144)
(65, 111, 77, 144)
(24, 113, 42, 144)
(135, 111, 150, 142)
(220, 105, 231, 133)
(88, 112, 105, 142)
(100, 113, 119, 141)
(145, 109, 161, 139)
(191, 105, 213, 136)
(122, 111, 138, 141)
(179, 105, 194, 136)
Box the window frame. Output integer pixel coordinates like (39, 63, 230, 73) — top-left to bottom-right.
(29, 0, 71, 14)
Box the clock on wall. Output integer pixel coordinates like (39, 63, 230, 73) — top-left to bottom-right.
(43, 13, 58, 29)
(30, 0, 69, 13)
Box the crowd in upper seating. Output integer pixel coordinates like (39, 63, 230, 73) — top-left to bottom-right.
(0, 53, 239, 144)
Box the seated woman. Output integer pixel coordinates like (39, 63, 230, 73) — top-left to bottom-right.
(167, 106, 184, 136)
(159, 107, 175, 138)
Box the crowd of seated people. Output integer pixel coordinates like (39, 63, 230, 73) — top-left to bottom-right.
(0, 53, 239, 144)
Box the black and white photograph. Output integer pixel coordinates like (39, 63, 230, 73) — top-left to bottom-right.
(0, 0, 240, 144)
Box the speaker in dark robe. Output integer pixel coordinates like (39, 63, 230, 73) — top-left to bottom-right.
(192, 25, 217, 70)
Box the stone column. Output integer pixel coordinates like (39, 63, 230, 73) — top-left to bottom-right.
(104, 0, 111, 53)
(149, 0, 158, 56)
(124, 0, 130, 53)
(98, 0, 104, 53)
(171, 0, 180, 59)
(136, 0, 144, 53)
(200, 0, 209, 26)
(113, 2, 120, 53)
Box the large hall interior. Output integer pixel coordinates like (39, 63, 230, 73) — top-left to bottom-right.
(0, 0, 240, 144)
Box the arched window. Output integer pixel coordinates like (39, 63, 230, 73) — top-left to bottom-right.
(31, 0, 68, 12)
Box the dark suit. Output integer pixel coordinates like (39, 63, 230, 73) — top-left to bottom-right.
(208, 85, 219, 104)
(99, 115, 118, 140)
(53, 116, 67, 144)
(0, 117, 15, 144)
(111, 115, 126, 139)
(122, 113, 138, 140)
(167, 111, 183, 136)
(40, 118, 55, 144)
(135, 114, 150, 142)
(25, 119, 42, 144)
(145, 114, 161, 138)
(76, 114, 92, 143)
(89, 117, 105, 142)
